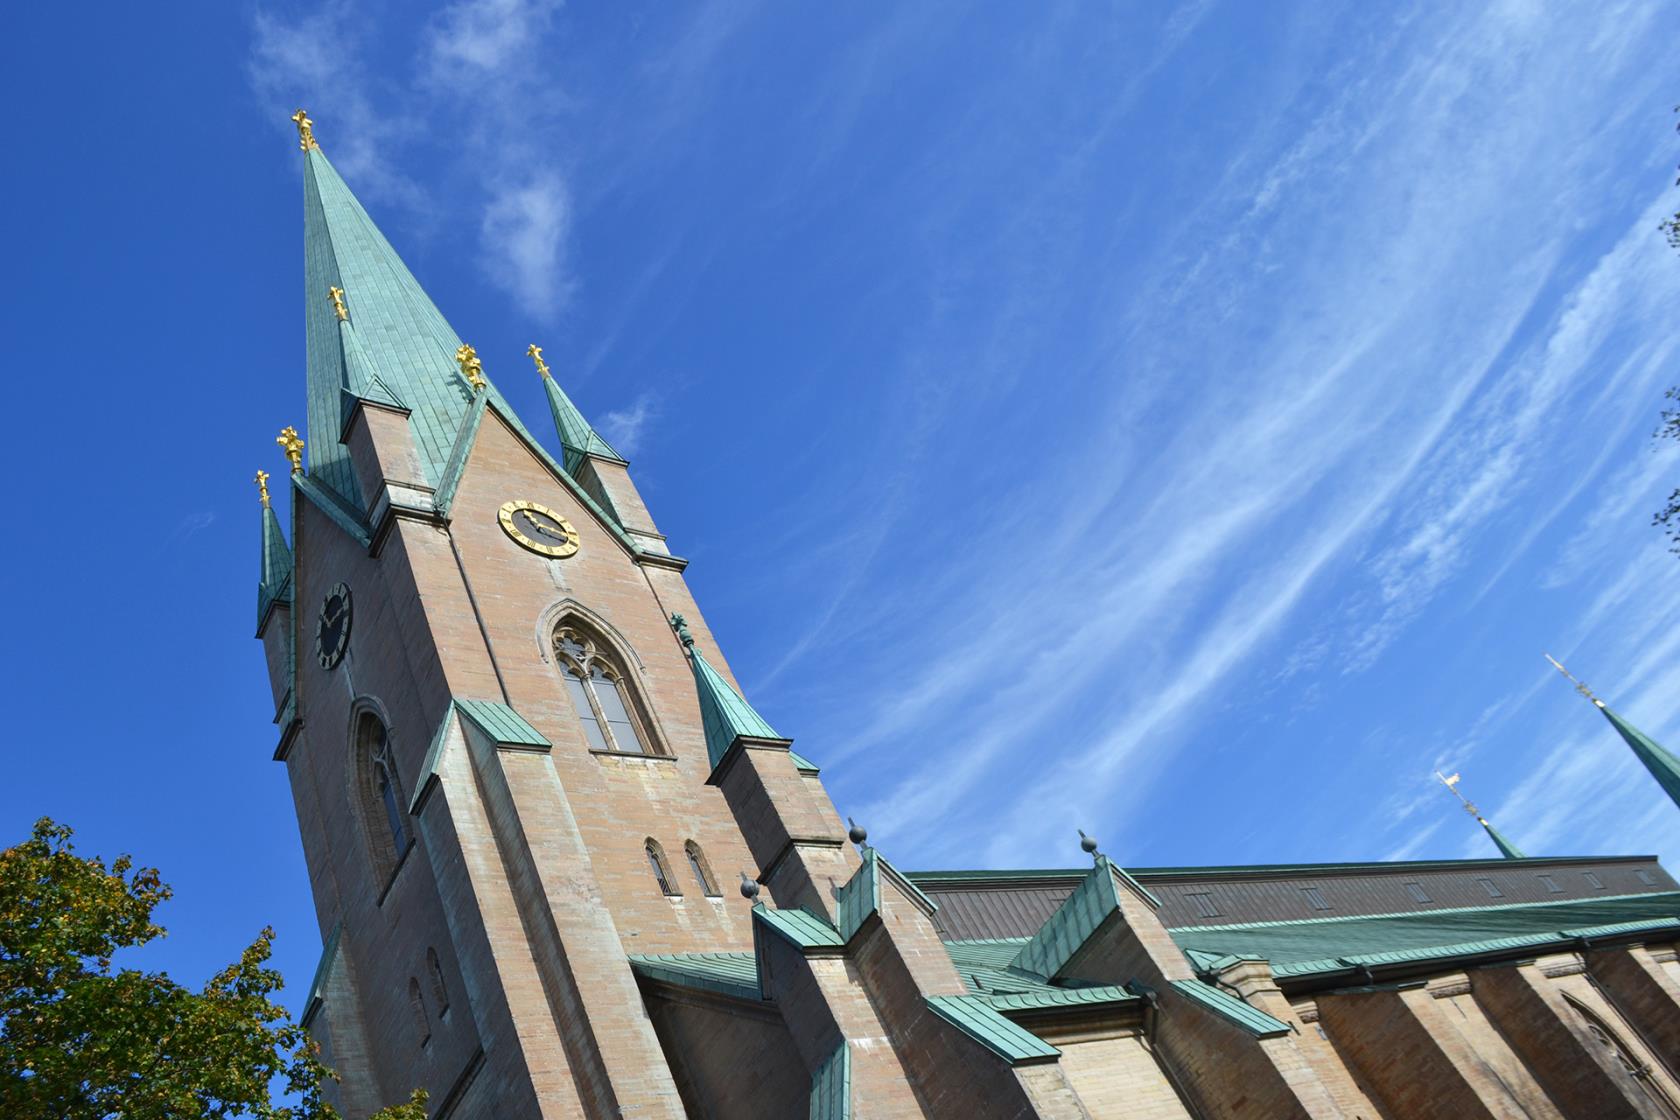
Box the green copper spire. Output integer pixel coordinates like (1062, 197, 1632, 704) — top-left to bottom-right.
(670, 614, 781, 768)
(256, 472, 293, 631)
(336, 314, 406, 431)
(527, 344, 624, 473)
(1547, 655, 1680, 814)
(1478, 817, 1526, 860)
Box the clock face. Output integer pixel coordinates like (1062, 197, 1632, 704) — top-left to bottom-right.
(315, 582, 353, 670)
(498, 500, 580, 558)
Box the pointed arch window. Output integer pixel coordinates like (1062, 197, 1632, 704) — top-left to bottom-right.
(685, 840, 721, 897)
(553, 623, 658, 755)
(426, 947, 449, 1016)
(1564, 993, 1680, 1117)
(408, 977, 431, 1047)
(645, 838, 681, 897)
(355, 712, 409, 883)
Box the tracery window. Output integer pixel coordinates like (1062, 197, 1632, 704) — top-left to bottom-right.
(356, 712, 409, 882)
(646, 838, 681, 897)
(552, 623, 656, 755)
(685, 840, 721, 897)
(1565, 994, 1680, 1118)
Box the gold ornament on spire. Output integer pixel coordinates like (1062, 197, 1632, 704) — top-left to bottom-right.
(526, 343, 551, 378)
(456, 344, 487, 392)
(276, 426, 305, 473)
(291, 109, 319, 152)
(327, 286, 348, 321)
(1544, 653, 1604, 709)
(255, 469, 271, 506)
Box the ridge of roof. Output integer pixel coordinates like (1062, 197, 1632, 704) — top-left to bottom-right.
(905, 852, 1659, 884)
(1170, 889, 1680, 936)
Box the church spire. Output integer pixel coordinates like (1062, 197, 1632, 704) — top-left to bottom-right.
(528, 344, 625, 474)
(296, 112, 512, 507)
(1435, 770, 1525, 860)
(670, 614, 782, 769)
(1547, 654, 1680, 812)
(255, 468, 293, 631)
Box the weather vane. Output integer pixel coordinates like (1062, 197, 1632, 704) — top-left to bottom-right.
(276, 426, 305, 473)
(327, 286, 347, 321)
(526, 343, 551, 378)
(1434, 770, 1481, 819)
(455, 344, 487, 392)
(290, 109, 318, 152)
(254, 469, 271, 506)
(1544, 653, 1604, 709)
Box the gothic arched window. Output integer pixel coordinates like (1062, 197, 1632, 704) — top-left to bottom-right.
(426, 947, 449, 1016)
(645, 838, 681, 897)
(1564, 994, 1680, 1117)
(355, 712, 409, 882)
(408, 977, 430, 1047)
(685, 840, 720, 897)
(552, 623, 657, 755)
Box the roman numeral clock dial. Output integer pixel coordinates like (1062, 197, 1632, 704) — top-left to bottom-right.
(498, 500, 581, 558)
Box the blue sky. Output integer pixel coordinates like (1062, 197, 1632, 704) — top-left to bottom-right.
(5, 0, 1680, 1012)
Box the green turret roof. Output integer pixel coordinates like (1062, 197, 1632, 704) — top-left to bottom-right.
(1600, 703, 1680, 812)
(542, 372, 624, 473)
(1479, 817, 1526, 860)
(257, 501, 293, 630)
(671, 616, 782, 769)
(301, 144, 534, 508)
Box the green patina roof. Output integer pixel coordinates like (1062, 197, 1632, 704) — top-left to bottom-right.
(1600, 704, 1680, 812)
(543, 372, 624, 473)
(1481, 818, 1526, 860)
(1168, 978, 1291, 1036)
(629, 952, 761, 1001)
(336, 316, 406, 432)
(408, 699, 549, 814)
(1171, 890, 1680, 979)
(257, 502, 293, 630)
(926, 995, 1060, 1064)
(836, 852, 881, 942)
(809, 1041, 851, 1120)
(1010, 856, 1156, 978)
(943, 938, 1134, 1011)
(300, 921, 342, 1027)
(685, 643, 782, 770)
(755, 905, 846, 950)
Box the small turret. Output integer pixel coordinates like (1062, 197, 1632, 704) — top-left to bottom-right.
(670, 613, 783, 769)
(255, 469, 293, 633)
(1547, 654, 1680, 813)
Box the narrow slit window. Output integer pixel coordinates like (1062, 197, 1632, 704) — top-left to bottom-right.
(646, 839, 680, 897)
(1185, 891, 1221, 919)
(685, 840, 720, 897)
(426, 947, 449, 1015)
(408, 978, 430, 1046)
(1582, 871, 1604, 890)
(1537, 874, 1562, 893)
(1404, 882, 1432, 904)
(1476, 877, 1504, 898)
(1300, 886, 1331, 911)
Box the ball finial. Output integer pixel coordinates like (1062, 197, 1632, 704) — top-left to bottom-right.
(1078, 829, 1099, 855)
(739, 872, 760, 902)
(847, 817, 868, 847)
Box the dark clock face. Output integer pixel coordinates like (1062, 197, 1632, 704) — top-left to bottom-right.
(498, 500, 580, 558)
(315, 582, 352, 670)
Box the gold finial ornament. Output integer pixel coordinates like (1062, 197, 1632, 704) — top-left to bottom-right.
(255, 469, 271, 506)
(291, 109, 319, 152)
(276, 426, 305, 473)
(1544, 653, 1604, 709)
(526, 343, 551, 378)
(456, 344, 487, 392)
(1435, 770, 1482, 818)
(327, 286, 348, 321)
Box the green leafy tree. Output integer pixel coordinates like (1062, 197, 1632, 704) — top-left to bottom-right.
(0, 818, 424, 1120)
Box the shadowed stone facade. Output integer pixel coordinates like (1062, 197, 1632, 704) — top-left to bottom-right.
(254, 127, 1680, 1119)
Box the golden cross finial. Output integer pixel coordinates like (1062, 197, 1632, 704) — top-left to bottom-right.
(276, 426, 305, 473)
(254, 469, 271, 506)
(290, 109, 319, 152)
(1544, 653, 1604, 709)
(1434, 770, 1481, 818)
(526, 343, 551, 378)
(327, 286, 347, 321)
(455, 344, 487, 392)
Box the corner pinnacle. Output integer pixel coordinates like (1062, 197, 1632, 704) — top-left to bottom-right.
(527, 343, 551, 378)
(291, 109, 319, 152)
(254, 469, 271, 506)
(276, 426, 305, 473)
(455, 344, 487, 392)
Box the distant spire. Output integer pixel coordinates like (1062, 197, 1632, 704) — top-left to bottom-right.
(1547, 655, 1680, 812)
(530, 341, 625, 473)
(1435, 770, 1525, 859)
(672, 613, 782, 769)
